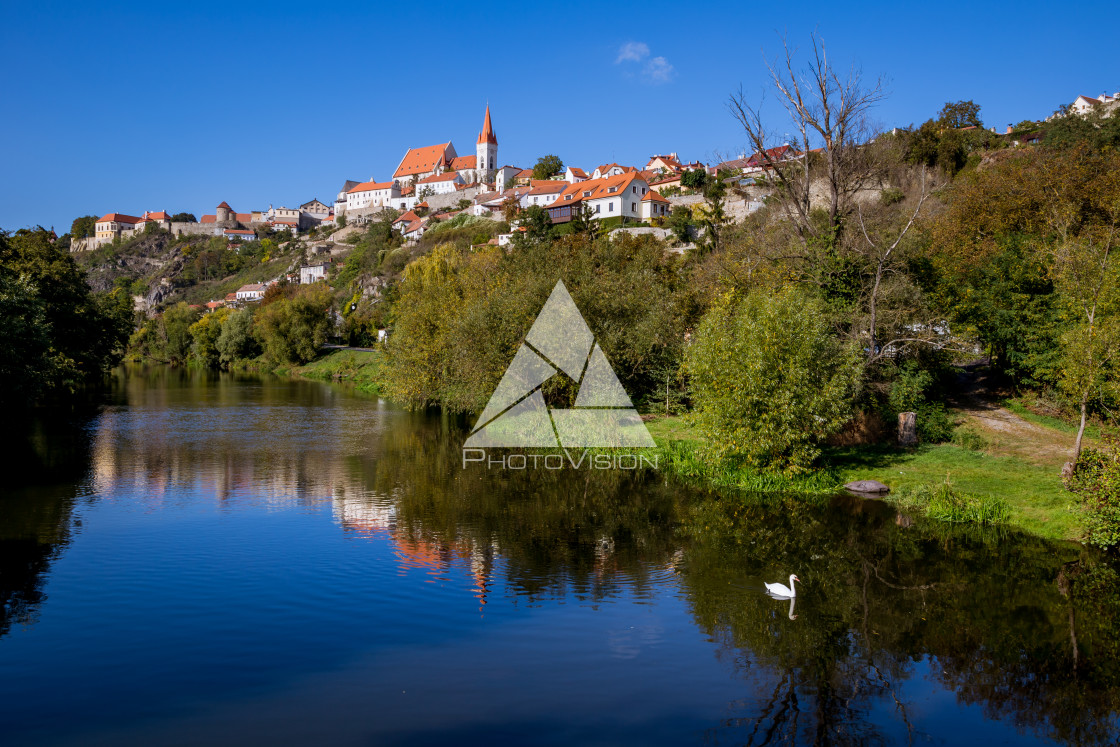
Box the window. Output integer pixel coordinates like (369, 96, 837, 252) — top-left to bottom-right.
(595, 205, 601, 213)
(609, 203, 614, 212)
(632, 187, 636, 193)
(631, 202, 636, 211)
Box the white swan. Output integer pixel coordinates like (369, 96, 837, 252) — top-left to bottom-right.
(765, 574, 800, 599)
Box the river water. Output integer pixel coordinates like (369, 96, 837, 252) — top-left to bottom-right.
(1, 367, 1117, 745)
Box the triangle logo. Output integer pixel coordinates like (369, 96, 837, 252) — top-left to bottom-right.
(464, 281, 656, 449)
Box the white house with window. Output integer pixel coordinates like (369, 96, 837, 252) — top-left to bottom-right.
(415, 171, 464, 196)
(300, 263, 330, 284)
(346, 180, 401, 212)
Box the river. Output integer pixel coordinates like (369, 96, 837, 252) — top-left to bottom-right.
(1, 366, 1117, 745)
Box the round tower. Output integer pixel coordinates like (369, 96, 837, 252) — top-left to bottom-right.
(476, 105, 498, 175)
(216, 201, 233, 224)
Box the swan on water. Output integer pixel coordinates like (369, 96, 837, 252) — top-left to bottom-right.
(765, 574, 800, 599)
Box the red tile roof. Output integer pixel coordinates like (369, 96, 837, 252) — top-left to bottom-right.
(393, 210, 420, 225)
(417, 172, 461, 184)
(140, 211, 170, 220)
(515, 168, 533, 178)
(235, 213, 252, 223)
(642, 190, 670, 203)
(348, 180, 395, 193)
(527, 182, 568, 195)
(393, 142, 454, 178)
(97, 213, 142, 224)
(546, 172, 649, 211)
(567, 166, 588, 178)
(200, 215, 216, 223)
(450, 155, 477, 171)
(217, 201, 232, 209)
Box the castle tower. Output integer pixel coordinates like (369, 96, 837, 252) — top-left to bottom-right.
(476, 105, 498, 175)
(216, 201, 233, 224)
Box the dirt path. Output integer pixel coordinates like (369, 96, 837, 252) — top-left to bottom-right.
(950, 366, 1075, 469)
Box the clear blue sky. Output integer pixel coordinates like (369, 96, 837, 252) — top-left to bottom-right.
(2, 1, 1117, 233)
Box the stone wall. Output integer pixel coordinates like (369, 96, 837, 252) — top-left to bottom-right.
(171, 222, 223, 237)
(426, 186, 484, 211)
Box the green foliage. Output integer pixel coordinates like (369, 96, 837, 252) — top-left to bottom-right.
(951, 426, 988, 451)
(518, 205, 552, 242)
(680, 168, 708, 191)
(385, 234, 686, 413)
(217, 308, 260, 365)
(937, 99, 983, 129)
(0, 228, 132, 406)
(532, 154, 564, 180)
(1069, 435, 1120, 548)
(70, 215, 97, 239)
(668, 205, 693, 244)
(879, 187, 905, 206)
(891, 482, 1011, 525)
(685, 286, 862, 474)
(1044, 109, 1120, 152)
(254, 284, 335, 364)
(423, 213, 496, 239)
(169, 212, 197, 223)
(188, 308, 231, 368)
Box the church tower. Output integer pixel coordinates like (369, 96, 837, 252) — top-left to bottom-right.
(476, 105, 498, 176)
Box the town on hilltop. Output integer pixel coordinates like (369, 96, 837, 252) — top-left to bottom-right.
(69, 91, 1119, 307)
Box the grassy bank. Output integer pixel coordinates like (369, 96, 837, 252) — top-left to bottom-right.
(645, 414, 1083, 542)
(277, 348, 386, 394)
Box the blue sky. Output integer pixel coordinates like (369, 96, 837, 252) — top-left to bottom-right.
(2, 1, 1117, 233)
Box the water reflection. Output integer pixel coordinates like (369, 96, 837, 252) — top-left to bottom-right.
(1, 366, 1118, 745)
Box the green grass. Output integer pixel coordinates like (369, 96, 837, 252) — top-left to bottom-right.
(828, 442, 1082, 541)
(1004, 397, 1102, 440)
(643, 414, 1084, 541)
(286, 348, 386, 394)
(889, 483, 1011, 525)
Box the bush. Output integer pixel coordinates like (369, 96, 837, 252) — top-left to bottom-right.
(951, 426, 988, 451)
(1068, 436, 1120, 549)
(918, 403, 955, 443)
(686, 286, 862, 474)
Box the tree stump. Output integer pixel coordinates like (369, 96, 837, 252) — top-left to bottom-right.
(898, 412, 917, 446)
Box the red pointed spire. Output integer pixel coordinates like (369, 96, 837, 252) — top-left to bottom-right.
(477, 105, 497, 145)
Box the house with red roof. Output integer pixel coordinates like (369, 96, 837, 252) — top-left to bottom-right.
(543, 172, 652, 225)
(345, 180, 401, 212)
(416, 171, 464, 196)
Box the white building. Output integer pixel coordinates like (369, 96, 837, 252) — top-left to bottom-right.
(346, 180, 401, 211)
(236, 283, 268, 301)
(522, 182, 568, 209)
(544, 172, 652, 225)
(496, 165, 522, 192)
(300, 263, 330, 284)
(415, 171, 464, 196)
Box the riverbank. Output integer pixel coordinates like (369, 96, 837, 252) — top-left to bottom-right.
(227, 348, 387, 395)
(646, 414, 1084, 543)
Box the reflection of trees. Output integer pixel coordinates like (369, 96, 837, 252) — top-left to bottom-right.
(678, 493, 1120, 746)
(351, 416, 684, 604)
(0, 408, 96, 638)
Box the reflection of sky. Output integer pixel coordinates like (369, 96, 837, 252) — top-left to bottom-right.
(1, 376, 1105, 745)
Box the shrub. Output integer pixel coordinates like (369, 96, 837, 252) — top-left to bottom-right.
(686, 286, 862, 474)
(254, 284, 335, 364)
(1068, 436, 1120, 549)
(951, 426, 988, 451)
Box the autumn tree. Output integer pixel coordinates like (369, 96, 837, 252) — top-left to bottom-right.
(936, 100, 983, 130)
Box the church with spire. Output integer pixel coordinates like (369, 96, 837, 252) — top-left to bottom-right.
(389, 104, 499, 190)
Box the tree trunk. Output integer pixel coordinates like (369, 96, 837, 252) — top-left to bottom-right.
(898, 412, 918, 446)
(1073, 396, 1089, 462)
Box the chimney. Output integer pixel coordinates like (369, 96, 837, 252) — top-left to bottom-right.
(1006, 125, 1013, 134)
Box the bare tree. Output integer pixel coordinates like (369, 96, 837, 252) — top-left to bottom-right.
(728, 34, 886, 245)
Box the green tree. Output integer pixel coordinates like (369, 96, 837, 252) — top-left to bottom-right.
(519, 205, 553, 242)
(681, 168, 708, 191)
(686, 286, 862, 473)
(0, 228, 132, 391)
(668, 205, 693, 244)
(697, 179, 729, 254)
(254, 284, 334, 364)
(189, 308, 232, 368)
(569, 203, 600, 240)
(70, 215, 98, 240)
(532, 154, 564, 180)
(217, 308, 260, 365)
(169, 212, 197, 223)
(937, 99, 983, 129)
